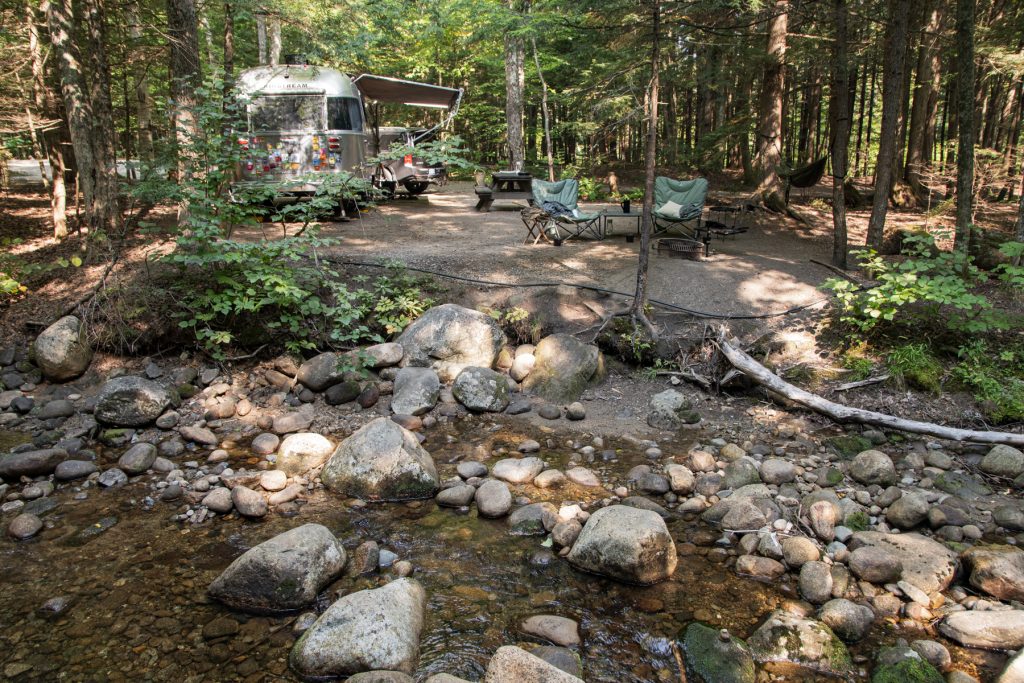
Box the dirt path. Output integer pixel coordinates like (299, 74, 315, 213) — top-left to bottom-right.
(281, 181, 839, 320)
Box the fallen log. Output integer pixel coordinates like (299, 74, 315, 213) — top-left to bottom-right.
(717, 338, 1024, 447)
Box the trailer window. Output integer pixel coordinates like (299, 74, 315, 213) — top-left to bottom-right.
(327, 97, 363, 131)
(250, 95, 324, 132)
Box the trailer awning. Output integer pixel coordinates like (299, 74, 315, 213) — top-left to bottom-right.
(354, 74, 462, 110)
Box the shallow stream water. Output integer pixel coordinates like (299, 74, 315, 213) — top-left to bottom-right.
(0, 421, 991, 682)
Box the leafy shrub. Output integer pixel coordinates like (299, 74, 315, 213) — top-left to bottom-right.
(485, 305, 540, 345)
(887, 343, 943, 393)
(824, 232, 1008, 338)
(952, 341, 1024, 424)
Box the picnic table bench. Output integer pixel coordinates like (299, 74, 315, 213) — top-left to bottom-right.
(475, 171, 533, 211)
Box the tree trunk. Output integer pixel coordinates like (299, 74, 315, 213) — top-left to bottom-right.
(631, 0, 660, 330)
(831, 0, 851, 269)
(223, 1, 234, 92)
(503, 1, 525, 169)
(753, 0, 788, 210)
(256, 13, 267, 65)
(126, 0, 154, 165)
(29, 0, 68, 237)
(48, 0, 101, 234)
(268, 16, 281, 66)
(865, 53, 878, 176)
(865, 0, 910, 248)
(80, 0, 120, 235)
(954, 0, 975, 252)
(531, 37, 555, 182)
(905, 1, 943, 198)
(167, 0, 201, 224)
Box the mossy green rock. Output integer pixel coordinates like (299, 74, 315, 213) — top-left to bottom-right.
(682, 623, 755, 683)
(871, 656, 943, 683)
(826, 435, 873, 458)
(933, 471, 991, 500)
(747, 610, 851, 676)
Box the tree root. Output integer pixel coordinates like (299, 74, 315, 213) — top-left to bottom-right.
(717, 335, 1024, 447)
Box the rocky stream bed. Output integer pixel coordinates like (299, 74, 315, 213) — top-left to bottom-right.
(3, 305, 1024, 682)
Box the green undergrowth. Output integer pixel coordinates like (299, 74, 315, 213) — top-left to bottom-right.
(821, 230, 1024, 425)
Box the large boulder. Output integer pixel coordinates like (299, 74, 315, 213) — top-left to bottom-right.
(94, 376, 171, 426)
(980, 445, 1024, 479)
(566, 504, 677, 585)
(939, 610, 1024, 650)
(391, 367, 440, 416)
(849, 450, 896, 486)
(397, 304, 506, 382)
(321, 418, 438, 501)
(277, 432, 334, 476)
(747, 610, 851, 677)
(647, 389, 701, 430)
(0, 448, 67, 480)
(848, 531, 957, 594)
(963, 545, 1024, 602)
(208, 524, 346, 613)
(521, 334, 603, 403)
(295, 351, 347, 392)
(452, 367, 509, 412)
(483, 646, 584, 683)
(290, 578, 426, 678)
(33, 315, 92, 381)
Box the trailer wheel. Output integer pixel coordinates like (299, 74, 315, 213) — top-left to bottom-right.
(402, 180, 430, 196)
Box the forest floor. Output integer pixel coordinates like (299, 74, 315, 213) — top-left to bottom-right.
(0, 174, 1019, 433)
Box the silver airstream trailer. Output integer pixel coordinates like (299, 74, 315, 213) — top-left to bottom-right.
(234, 58, 461, 208)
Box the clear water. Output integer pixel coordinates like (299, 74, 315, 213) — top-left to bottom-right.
(0, 421, 992, 682)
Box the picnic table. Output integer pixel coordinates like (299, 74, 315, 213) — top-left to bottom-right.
(475, 171, 533, 211)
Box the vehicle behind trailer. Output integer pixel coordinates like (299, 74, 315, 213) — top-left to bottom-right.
(371, 127, 448, 196)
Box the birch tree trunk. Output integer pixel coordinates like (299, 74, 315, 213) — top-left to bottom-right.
(830, 0, 851, 269)
(269, 16, 281, 66)
(753, 0, 788, 211)
(865, 0, 910, 249)
(531, 38, 554, 181)
(256, 13, 267, 65)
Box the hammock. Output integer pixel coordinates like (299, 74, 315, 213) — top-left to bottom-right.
(782, 156, 828, 188)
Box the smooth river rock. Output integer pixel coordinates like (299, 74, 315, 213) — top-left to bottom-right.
(94, 376, 171, 426)
(209, 524, 346, 612)
(939, 610, 1024, 650)
(483, 645, 584, 683)
(566, 504, 677, 585)
(321, 418, 438, 501)
(290, 578, 426, 678)
(33, 315, 92, 381)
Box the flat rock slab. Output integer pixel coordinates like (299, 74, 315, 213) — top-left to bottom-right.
(939, 610, 1024, 650)
(848, 531, 957, 594)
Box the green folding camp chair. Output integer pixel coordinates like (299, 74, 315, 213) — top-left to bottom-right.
(520, 178, 604, 244)
(653, 176, 709, 238)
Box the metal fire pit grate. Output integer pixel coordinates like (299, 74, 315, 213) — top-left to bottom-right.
(656, 237, 704, 261)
